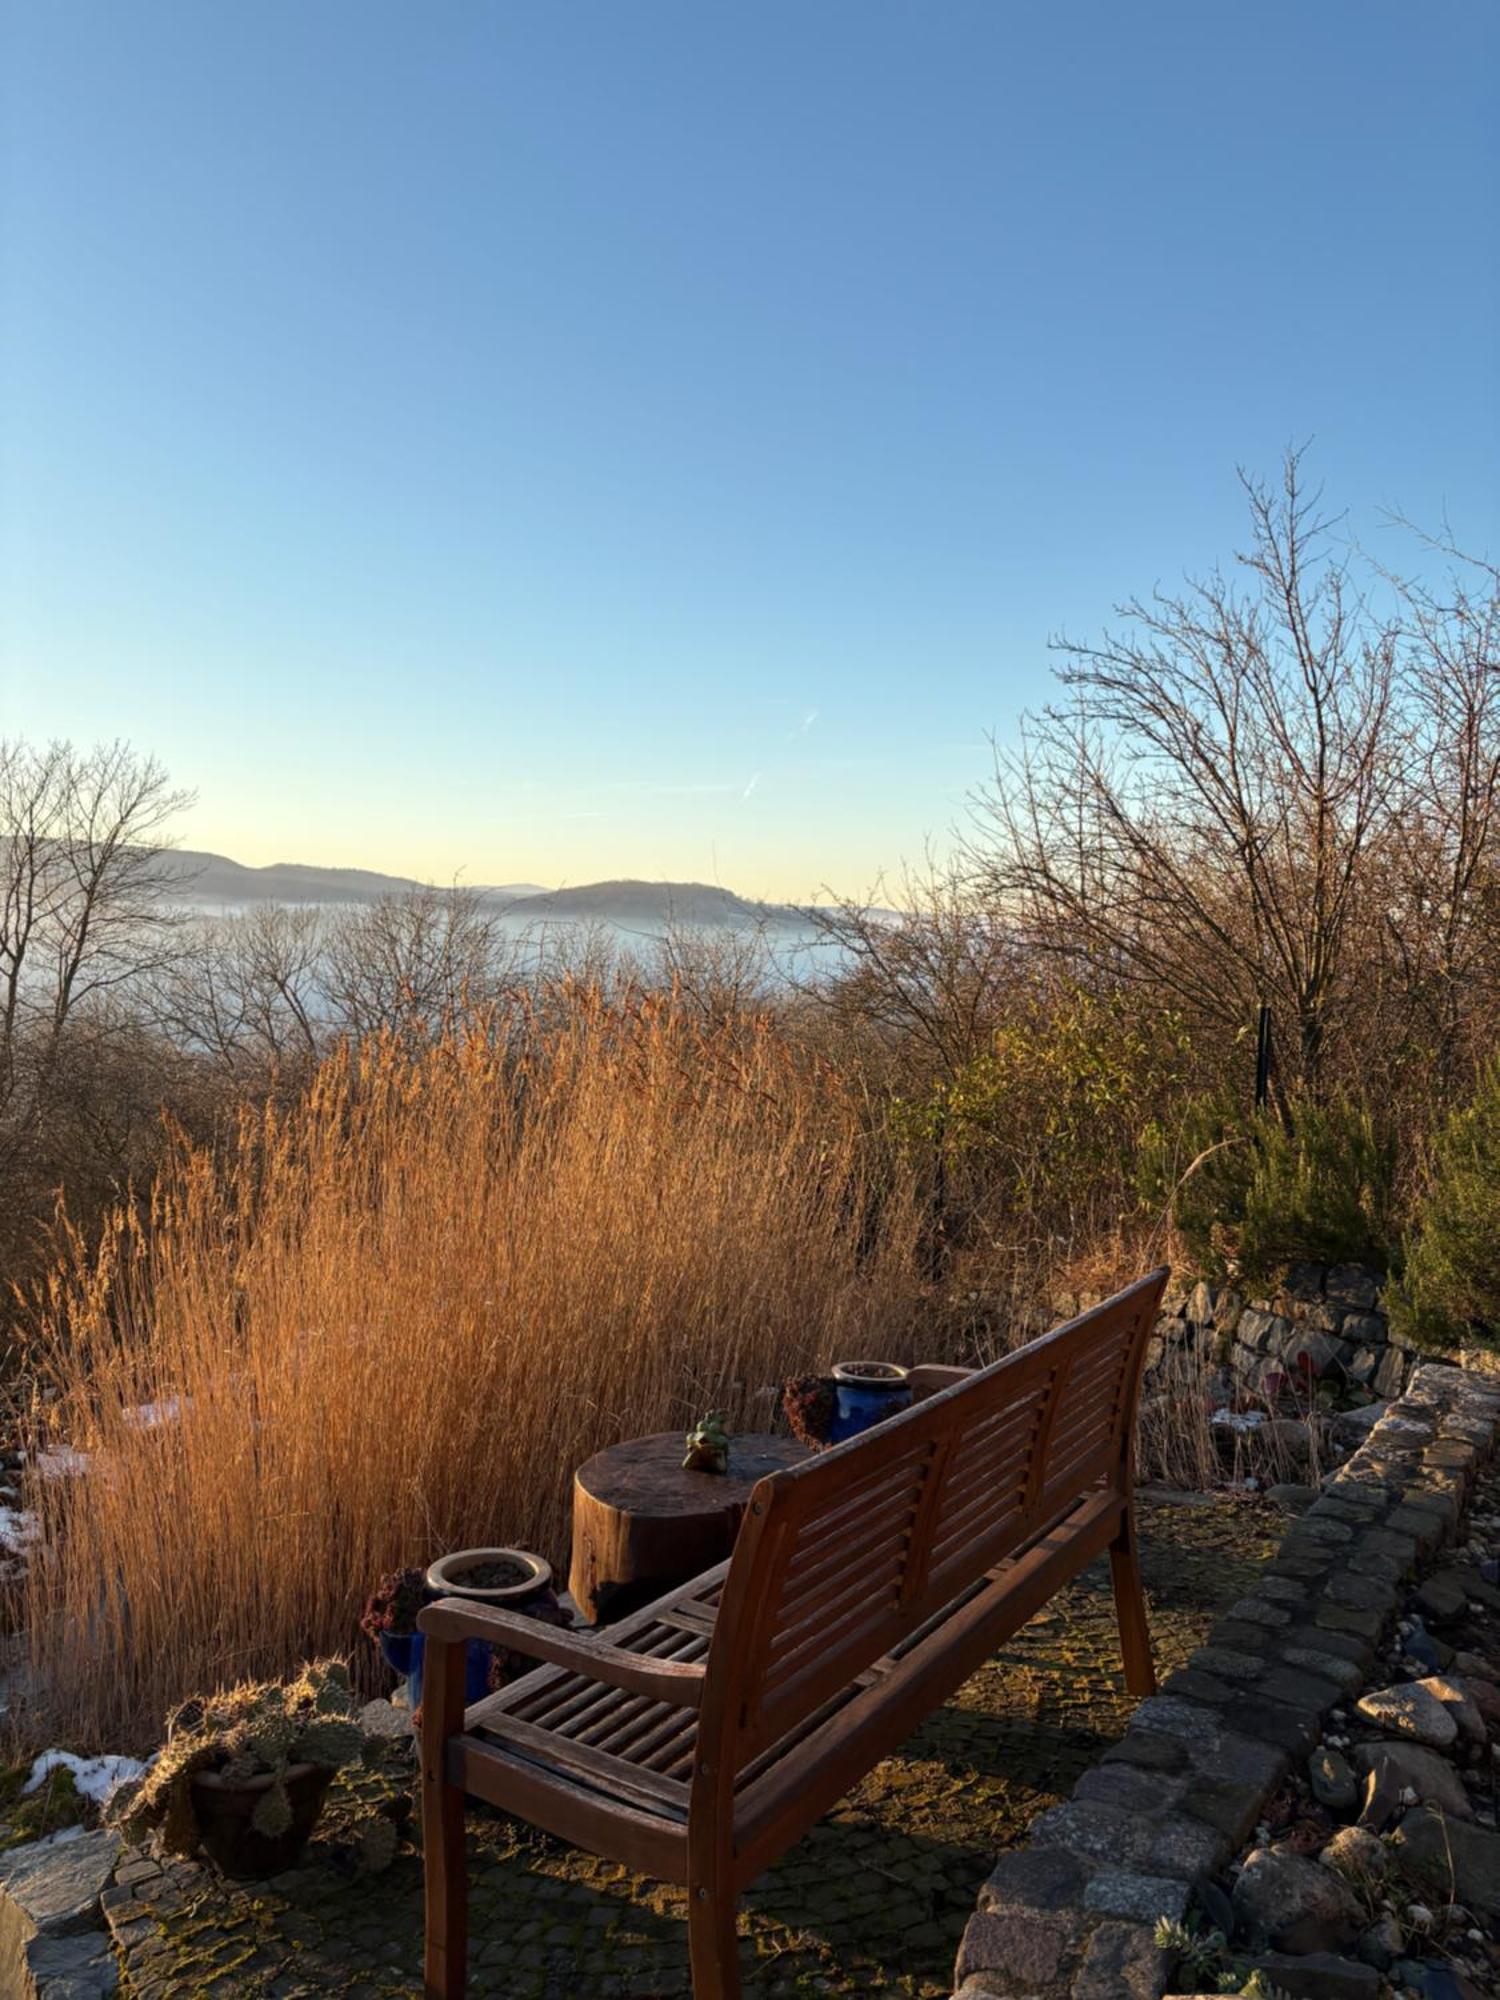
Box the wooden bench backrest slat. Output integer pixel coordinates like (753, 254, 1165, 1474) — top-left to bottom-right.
(704, 1269, 1166, 1765)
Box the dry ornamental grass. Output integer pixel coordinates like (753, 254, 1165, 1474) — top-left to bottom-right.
(19, 995, 931, 1750)
(14, 986, 1295, 1756)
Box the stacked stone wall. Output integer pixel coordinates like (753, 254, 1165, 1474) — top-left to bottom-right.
(1149, 1261, 1426, 1405)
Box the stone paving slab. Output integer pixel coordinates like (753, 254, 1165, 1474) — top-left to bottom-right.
(98, 1503, 1277, 1998)
(0, 1829, 123, 1999)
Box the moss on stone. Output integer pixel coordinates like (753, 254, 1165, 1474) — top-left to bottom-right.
(0, 1760, 93, 1850)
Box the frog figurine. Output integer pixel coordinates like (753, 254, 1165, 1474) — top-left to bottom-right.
(682, 1409, 731, 1474)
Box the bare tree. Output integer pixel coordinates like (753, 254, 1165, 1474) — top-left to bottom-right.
(803, 860, 1029, 1087)
(513, 918, 624, 1001)
(322, 883, 505, 1038)
(151, 903, 327, 1079)
(1382, 537, 1500, 1087)
(970, 454, 1405, 1098)
(643, 917, 777, 1025)
(0, 739, 194, 1169)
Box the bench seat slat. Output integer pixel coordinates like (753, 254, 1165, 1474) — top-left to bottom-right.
(466, 1565, 731, 1735)
(471, 1707, 693, 1818)
(450, 1733, 689, 1882)
(589, 1698, 683, 1759)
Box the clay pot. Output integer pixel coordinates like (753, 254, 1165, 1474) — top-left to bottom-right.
(828, 1361, 912, 1442)
(424, 1547, 552, 1604)
(189, 1761, 335, 1879)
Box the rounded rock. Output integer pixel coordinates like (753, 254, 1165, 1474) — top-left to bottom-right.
(1230, 1845, 1363, 1954)
(1355, 1681, 1459, 1749)
(1356, 1913, 1404, 1969)
(1323, 1824, 1388, 1882)
(1309, 1746, 1359, 1812)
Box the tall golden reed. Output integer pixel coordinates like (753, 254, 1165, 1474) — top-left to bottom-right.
(21, 992, 929, 1750)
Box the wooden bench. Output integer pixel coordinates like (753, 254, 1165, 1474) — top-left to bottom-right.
(418, 1266, 1169, 1999)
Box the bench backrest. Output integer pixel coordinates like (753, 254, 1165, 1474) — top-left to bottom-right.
(703, 1268, 1167, 1766)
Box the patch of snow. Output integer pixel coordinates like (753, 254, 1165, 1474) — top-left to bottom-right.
(1211, 1406, 1266, 1433)
(25, 1749, 149, 1808)
(122, 1397, 185, 1429)
(0, 1504, 40, 1552)
(35, 1447, 91, 1479)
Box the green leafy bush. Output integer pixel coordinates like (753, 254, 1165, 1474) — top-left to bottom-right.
(894, 987, 1193, 1227)
(1389, 1056, 1500, 1355)
(1238, 1096, 1397, 1282)
(1139, 1092, 1396, 1285)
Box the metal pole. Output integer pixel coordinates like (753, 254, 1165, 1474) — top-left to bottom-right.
(1254, 1003, 1272, 1112)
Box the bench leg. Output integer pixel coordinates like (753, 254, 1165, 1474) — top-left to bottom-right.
(1109, 1512, 1156, 1697)
(688, 1886, 742, 2000)
(421, 1636, 469, 1999)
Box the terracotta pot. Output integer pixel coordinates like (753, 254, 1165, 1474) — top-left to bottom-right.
(190, 1760, 335, 1879)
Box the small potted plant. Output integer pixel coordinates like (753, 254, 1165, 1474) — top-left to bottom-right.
(361, 1561, 489, 1713)
(828, 1360, 911, 1441)
(363, 1548, 571, 1714)
(360, 1566, 426, 1683)
(781, 1375, 837, 1450)
(424, 1546, 554, 1606)
(113, 1660, 364, 1880)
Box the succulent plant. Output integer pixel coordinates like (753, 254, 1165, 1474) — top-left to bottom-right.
(359, 1566, 426, 1640)
(1152, 1916, 1293, 2000)
(1153, 1914, 1226, 1981)
(113, 1660, 364, 1855)
(781, 1375, 835, 1449)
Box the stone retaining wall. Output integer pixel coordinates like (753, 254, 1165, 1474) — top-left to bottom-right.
(0, 1828, 121, 1999)
(950, 1360, 1500, 2000)
(1148, 1261, 1427, 1404)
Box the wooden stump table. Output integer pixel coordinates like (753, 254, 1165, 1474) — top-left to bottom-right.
(568, 1430, 810, 1625)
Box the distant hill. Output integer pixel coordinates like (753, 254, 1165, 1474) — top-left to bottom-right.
(517, 880, 810, 931)
(161, 849, 547, 909)
(157, 850, 817, 931)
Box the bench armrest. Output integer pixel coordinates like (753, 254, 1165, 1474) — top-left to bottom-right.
(418, 1596, 706, 1708)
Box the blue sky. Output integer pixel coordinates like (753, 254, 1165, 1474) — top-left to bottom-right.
(2, 2, 1496, 900)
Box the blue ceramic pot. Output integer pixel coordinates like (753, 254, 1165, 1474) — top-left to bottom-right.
(827, 1362, 912, 1443)
(378, 1630, 419, 1681)
(389, 1631, 493, 1716)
